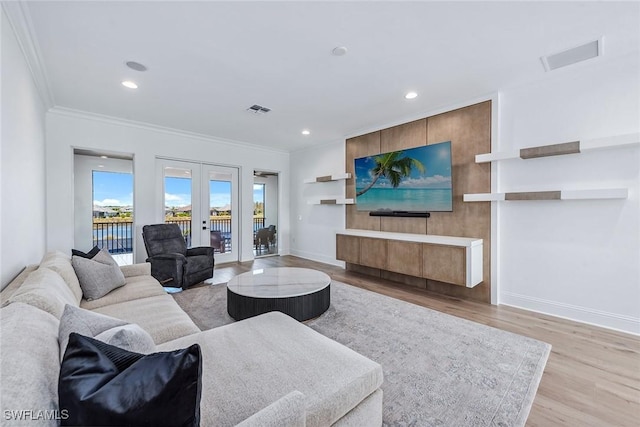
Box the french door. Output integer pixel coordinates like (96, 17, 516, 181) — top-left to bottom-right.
(200, 164, 238, 264)
(159, 159, 239, 264)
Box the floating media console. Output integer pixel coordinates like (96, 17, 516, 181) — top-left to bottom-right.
(369, 211, 431, 218)
(336, 229, 483, 288)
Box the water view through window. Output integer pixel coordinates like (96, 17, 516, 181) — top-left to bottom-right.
(162, 168, 237, 252)
(92, 171, 134, 255)
(164, 173, 193, 245)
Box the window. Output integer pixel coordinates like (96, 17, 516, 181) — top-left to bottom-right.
(164, 170, 193, 246)
(253, 183, 265, 232)
(92, 170, 134, 259)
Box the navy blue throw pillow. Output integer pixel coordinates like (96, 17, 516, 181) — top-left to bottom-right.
(59, 333, 202, 427)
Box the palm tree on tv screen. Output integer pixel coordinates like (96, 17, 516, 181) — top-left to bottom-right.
(356, 151, 425, 197)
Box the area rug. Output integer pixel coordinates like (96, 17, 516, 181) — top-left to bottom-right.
(173, 281, 551, 426)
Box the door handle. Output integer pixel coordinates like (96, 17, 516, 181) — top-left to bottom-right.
(202, 226, 207, 230)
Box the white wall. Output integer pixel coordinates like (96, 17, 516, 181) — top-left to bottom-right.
(289, 55, 639, 334)
(45, 111, 290, 264)
(289, 141, 346, 265)
(497, 53, 640, 334)
(1, 8, 47, 288)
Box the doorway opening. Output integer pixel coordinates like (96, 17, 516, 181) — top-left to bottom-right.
(253, 170, 279, 257)
(73, 150, 134, 266)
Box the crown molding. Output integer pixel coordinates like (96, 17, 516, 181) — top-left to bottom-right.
(2, 1, 55, 109)
(48, 106, 290, 154)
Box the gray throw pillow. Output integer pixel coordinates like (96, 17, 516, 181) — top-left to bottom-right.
(58, 304, 156, 361)
(72, 248, 126, 300)
(3, 267, 78, 318)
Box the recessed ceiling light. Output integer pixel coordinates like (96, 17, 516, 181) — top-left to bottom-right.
(100, 155, 108, 159)
(405, 92, 418, 100)
(332, 46, 348, 56)
(98, 164, 104, 168)
(125, 61, 147, 72)
(121, 80, 138, 89)
(302, 130, 311, 135)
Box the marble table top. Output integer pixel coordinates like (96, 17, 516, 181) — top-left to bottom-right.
(227, 267, 330, 298)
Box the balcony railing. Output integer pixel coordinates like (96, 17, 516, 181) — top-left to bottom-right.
(93, 220, 133, 254)
(92, 217, 266, 254)
(253, 217, 265, 232)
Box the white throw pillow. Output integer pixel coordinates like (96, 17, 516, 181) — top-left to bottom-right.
(72, 248, 126, 300)
(58, 304, 155, 361)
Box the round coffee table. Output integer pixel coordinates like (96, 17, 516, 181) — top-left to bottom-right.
(227, 267, 330, 321)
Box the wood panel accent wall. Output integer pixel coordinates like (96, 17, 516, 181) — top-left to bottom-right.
(344, 101, 492, 303)
(346, 131, 382, 231)
(380, 119, 429, 235)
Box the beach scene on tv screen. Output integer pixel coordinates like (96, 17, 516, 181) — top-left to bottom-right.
(355, 141, 453, 212)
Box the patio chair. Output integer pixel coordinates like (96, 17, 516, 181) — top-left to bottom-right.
(210, 230, 225, 253)
(254, 228, 271, 253)
(267, 224, 276, 246)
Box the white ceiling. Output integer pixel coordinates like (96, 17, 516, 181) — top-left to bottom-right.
(20, 1, 640, 152)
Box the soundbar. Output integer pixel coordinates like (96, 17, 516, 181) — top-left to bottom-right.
(369, 211, 431, 218)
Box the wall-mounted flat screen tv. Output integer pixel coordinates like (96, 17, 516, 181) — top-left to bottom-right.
(354, 141, 453, 212)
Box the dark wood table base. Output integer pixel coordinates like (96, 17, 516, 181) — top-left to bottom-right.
(227, 284, 330, 321)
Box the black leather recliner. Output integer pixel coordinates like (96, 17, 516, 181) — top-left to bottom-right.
(142, 223, 214, 289)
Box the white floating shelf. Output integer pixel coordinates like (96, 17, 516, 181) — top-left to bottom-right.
(464, 188, 628, 202)
(476, 132, 639, 163)
(464, 193, 506, 202)
(307, 198, 354, 205)
(303, 173, 351, 184)
(561, 189, 629, 200)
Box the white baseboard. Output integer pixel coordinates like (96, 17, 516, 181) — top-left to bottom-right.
(500, 291, 640, 336)
(289, 249, 344, 268)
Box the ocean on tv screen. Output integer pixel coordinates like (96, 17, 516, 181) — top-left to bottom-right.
(355, 188, 452, 212)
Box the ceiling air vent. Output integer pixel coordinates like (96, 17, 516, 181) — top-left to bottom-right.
(541, 39, 602, 72)
(247, 104, 271, 114)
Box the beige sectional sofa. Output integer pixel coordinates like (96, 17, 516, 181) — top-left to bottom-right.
(1, 251, 383, 426)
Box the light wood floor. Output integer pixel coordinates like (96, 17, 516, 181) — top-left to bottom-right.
(209, 255, 640, 427)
